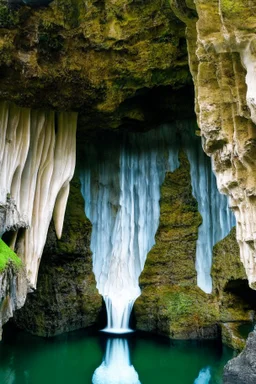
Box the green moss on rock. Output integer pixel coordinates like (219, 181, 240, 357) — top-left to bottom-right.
(0, 0, 192, 133)
(0, 238, 21, 272)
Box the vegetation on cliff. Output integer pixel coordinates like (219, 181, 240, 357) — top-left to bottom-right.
(0, 239, 21, 272)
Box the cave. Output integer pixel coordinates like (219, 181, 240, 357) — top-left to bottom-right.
(1, 1, 256, 383)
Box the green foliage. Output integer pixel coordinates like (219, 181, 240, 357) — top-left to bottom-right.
(0, 2, 18, 28)
(0, 238, 22, 272)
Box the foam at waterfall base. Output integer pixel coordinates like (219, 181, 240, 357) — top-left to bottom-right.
(101, 327, 134, 334)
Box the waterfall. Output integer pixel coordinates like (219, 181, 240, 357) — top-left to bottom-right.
(80, 120, 235, 332)
(92, 338, 141, 384)
(181, 121, 236, 293)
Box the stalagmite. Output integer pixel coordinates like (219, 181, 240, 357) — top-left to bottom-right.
(0, 101, 77, 288)
(80, 121, 235, 332)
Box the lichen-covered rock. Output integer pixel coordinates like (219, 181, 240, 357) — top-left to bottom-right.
(0, 0, 192, 132)
(170, 0, 256, 290)
(14, 177, 102, 337)
(223, 329, 256, 384)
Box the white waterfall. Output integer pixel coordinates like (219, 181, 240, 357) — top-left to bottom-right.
(92, 338, 141, 384)
(181, 121, 236, 293)
(80, 121, 235, 332)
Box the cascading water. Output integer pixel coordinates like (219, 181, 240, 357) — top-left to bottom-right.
(80, 120, 235, 333)
(80, 128, 179, 332)
(181, 121, 236, 293)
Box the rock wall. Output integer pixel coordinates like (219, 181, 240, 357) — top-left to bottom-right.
(135, 152, 255, 345)
(169, 0, 256, 290)
(14, 177, 102, 337)
(223, 329, 256, 384)
(0, 0, 193, 133)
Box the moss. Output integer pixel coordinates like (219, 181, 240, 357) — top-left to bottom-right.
(212, 227, 247, 294)
(0, 2, 19, 28)
(0, 0, 192, 132)
(0, 239, 22, 272)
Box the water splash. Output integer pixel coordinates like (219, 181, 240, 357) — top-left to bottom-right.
(92, 338, 141, 384)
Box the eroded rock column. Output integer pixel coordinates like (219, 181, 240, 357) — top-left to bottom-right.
(170, 0, 256, 289)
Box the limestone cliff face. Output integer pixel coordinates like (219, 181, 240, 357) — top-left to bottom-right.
(169, 0, 256, 290)
(135, 151, 256, 345)
(0, 0, 192, 132)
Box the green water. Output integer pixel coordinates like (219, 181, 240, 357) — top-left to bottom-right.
(0, 326, 235, 384)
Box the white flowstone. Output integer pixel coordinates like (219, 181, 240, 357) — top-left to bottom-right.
(0, 101, 77, 288)
(80, 121, 235, 331)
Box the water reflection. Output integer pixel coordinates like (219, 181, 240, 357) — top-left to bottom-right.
(194, 367, 211, 383)
(92, 338, 141, 384)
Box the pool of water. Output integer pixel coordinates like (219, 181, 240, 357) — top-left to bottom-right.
(0, 326, 235, 384)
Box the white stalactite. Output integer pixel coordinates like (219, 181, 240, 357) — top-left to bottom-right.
(0, 101, 77, 288)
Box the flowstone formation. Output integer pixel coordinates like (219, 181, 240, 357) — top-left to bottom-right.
(0, 100, 77, 337)
(169, 0, 256, 290)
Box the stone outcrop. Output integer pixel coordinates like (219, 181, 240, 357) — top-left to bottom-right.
(169, 0, 256, 290)
(223, 329, 256, 384)
(14, 177, 102, 337)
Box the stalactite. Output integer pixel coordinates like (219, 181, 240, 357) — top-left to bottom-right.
(0, 101, 77, 288)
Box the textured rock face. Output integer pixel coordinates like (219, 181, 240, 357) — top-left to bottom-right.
(14, 178, 102, 337)
(0, 0, 192, 132)
(134, 152, 255, 341)
(223, 329, 256, 384)
(0, 264, 27, 340)
(170, 0, 256, 289)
